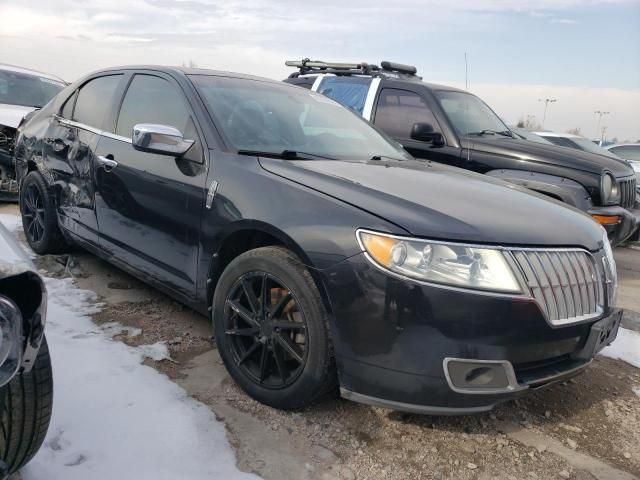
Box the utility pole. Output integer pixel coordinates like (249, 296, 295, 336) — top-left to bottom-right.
(538, 98, 557, 129)
(594, 110, 610, 139)
(601, 126, 608, 143)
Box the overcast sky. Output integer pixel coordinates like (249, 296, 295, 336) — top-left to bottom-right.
(1, 0, 639, 140)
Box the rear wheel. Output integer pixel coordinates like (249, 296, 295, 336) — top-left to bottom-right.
(19, 171, 68, 254)
(213, 246, 336, 410)
(0, 336, 53, 475)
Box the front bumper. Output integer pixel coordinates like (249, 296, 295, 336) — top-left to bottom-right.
(589, 205, 640, 246)
(321, 253, 621, 414)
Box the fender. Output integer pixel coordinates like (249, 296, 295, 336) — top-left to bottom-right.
(485, 169, 593, 211)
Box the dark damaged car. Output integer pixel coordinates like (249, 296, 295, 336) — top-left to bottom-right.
(0, 223, 53, 478)
(13, 66, 620, 414)
(284, 59, 639, 246)
(0, 64, 65, 201)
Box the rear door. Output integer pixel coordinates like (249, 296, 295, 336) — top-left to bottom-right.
(44, 74, 123, 246)
(371, 87, 462, 167)
(93, 72, 208, 298)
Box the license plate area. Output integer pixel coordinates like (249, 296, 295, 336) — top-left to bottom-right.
(572, 309, 622, 361)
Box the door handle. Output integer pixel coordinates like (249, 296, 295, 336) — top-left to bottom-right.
(97, 155, 118, 171)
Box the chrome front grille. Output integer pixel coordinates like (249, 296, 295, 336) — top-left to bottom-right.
(619, 177, 636, 208)
(511, 250, 604, 325)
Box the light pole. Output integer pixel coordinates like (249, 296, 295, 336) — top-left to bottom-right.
(538, 98, 557, 129)
(594, 110, 610, 139)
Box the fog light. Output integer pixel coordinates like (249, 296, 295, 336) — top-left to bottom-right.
(444, 358, 524, 394)
(592, 214, 621, 226)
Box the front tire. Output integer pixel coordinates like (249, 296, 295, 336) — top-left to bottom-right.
(19, 171, 68, 255)
(0, 336, 53, 475)
(213, 246, 336, 410)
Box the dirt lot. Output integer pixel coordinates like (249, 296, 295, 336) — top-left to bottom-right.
(3, 204, 639, 480)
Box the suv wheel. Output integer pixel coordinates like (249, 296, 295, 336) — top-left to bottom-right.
(19, 171, 68, 255)
(213, 246, 336, 410)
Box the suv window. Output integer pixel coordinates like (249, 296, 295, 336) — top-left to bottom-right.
(116, 74, 190, 139)
(544, 136, 577, 149)
(73, 75, 122, 129)
(317, 77, 372, 115)
(374, 88, 440, 139)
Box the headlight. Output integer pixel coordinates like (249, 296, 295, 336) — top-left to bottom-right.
(357, 230, 522, 293)
(0, 295, 23, 387)
(602, 173, 620, 205)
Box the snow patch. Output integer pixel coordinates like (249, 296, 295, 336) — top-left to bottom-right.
(0, 211, 259, 480)
(0, 213, 23, 233)
(138, 341, 172, 362)
(600, 328, 640, 369)
(100, 321, 142, 338)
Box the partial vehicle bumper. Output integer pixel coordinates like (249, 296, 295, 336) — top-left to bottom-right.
(321, 253, 621, 415)
(589, 205, 640, 246)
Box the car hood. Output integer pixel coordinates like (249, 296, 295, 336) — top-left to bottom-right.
(0, 222, 36, 279)
(259, 157, 603, 251)
(467, 136, 634, 178)
(0, 103, 37, 129)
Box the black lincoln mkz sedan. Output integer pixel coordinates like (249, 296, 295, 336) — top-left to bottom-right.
(14, 66, 620, 414)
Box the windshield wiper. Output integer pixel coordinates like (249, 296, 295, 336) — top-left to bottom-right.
(237, 149, 334, 160)
(467, 130, 513, 138)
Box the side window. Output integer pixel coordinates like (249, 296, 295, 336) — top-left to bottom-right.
(60, 91, 77, 119)
(116, 75, 191, 139)
(374, 88, 440, 139)
(73, 75, 122, 129)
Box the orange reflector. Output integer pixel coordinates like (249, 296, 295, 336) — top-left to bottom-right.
(361, 233, 396, 267)
(592, 214, 621, 225)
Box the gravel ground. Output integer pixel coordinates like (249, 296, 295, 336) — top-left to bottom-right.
(3, 198, 636, 480)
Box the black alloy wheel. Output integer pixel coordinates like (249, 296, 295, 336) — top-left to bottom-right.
(19, 171, 68, 255)
(224, 272, 308, 388)
(213, 246, 336, 410)
(22, 183, 45, 244)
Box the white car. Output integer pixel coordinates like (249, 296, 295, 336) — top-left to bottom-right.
(533, 131, 622, 159)
(0, 64, 66, 200)
(606, 144, 640, 194)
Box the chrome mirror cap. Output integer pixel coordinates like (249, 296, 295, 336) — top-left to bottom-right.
(131, 123, 194, 156)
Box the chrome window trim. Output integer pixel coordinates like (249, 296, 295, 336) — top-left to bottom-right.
(55, 115, 132, 144)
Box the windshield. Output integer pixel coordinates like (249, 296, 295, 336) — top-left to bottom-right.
(190, 75, 411, 161)
(0, 68, 65, 108)
(434, 90, 509, 137)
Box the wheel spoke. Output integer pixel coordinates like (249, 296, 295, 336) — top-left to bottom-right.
(260, 273, 269, 318)
(225, 327, 259, 336)
(274, 333, 303, 364)
(259, 343, 269, 383)
(227, 299, 259, 327)
(272, 320, 305, 330)
(269, 292, 292, 320)
(238, 341, 261, 365)
(241, 278, 260, 315)
(272, 341, 287, 385)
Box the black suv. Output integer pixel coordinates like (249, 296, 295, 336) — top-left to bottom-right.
(14, 66, 620, 414)
(284, 60, 639, 246)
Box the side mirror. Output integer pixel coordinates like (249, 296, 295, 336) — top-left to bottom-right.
(132, 124, 194, 156)
(411, 122, 444, 146)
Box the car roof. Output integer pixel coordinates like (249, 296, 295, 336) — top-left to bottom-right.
(0, 63, 66, 84)
(534, 131, 583, 139)
(293, 73, 467, 93)
(606, 143, 640, 149)
(90, 65, 281, 85)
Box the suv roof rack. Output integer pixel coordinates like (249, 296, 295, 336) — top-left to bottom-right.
(285, 59, 420, 79)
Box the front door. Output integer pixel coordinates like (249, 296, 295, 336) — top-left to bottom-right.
(94, 73, 208, 297)
(372, 88, 462, 167)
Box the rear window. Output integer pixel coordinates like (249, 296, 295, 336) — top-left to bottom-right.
(73, 75, 122, 130)
(609, 145, 640, 161)
(316, 76, 372, 114)
(0, 69, 65, 108)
